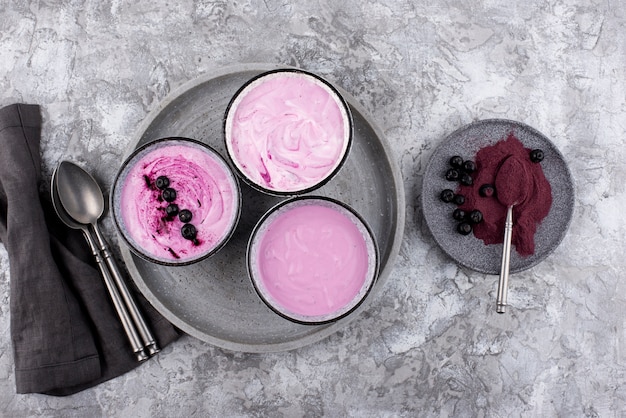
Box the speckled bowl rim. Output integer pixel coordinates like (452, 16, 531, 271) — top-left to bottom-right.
(110, 137, 242, 266)
(247, 196, 380, 325)
(223, 68, 354, 196)
(421, 118, 575, 274)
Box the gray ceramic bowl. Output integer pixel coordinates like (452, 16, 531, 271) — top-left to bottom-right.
(111, 137, 241, 266)
(248, 196, 379, 324)
(224, 69, 353, 196)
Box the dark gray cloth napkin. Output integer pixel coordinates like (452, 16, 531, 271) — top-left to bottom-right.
(0, 103, 179, 396)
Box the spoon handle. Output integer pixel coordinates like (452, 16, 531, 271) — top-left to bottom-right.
(91, 224, 160, 356)
(496, 206, 513, 313)
(82, 230, 149, 361)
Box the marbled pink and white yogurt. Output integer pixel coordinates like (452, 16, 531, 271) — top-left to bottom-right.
(112, 138, 240, 265)
(248, 197, 378, 324)
(225, 69, 352, 194)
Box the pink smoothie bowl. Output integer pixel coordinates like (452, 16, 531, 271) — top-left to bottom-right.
(224, 69, 353, 196)
(111, 137, 241, 266)
(247, 196, 379, 324)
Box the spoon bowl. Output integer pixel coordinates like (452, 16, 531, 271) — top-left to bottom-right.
(51, 167, 87, 232)
(56, 161, 105, 226)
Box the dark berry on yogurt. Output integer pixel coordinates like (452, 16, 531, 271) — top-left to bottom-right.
(179, 209, 193, 223)
(156, 175, 170, 190)
(162, 187, 177, 202)
(165, 203, 179, 217)
(181, 223, 197, 240)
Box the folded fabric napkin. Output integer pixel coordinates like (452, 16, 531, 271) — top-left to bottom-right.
(0, 103, 179, 396)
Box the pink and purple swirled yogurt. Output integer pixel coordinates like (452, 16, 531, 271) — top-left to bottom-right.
(112, 138, 240, 265)
(224, 69, 352, 194)
(248, 197, 378, 324)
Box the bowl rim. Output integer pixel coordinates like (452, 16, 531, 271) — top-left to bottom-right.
(223, 68, 354, 196)
(110, 136, 242, 266)
(246, 195, 380, 325)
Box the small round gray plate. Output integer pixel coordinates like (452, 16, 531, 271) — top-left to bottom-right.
(117, 63, 405, 352)
(421, 119, 574, 274)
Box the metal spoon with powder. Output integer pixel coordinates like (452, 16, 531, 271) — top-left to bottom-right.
(494, 155, 530, 313)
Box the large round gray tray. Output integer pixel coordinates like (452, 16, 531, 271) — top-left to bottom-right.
(117, 64, 405, 352)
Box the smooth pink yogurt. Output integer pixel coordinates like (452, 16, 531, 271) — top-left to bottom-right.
(225, 70, 352, 194)
(116, 140, 240, 264)
(249, 199, 377, 323)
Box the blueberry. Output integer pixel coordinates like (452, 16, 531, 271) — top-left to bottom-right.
(457, 222, 472, 235)
(440, 189, 455, 203)
(479, 184, 495, 198)
(449, 156, 464, 169)
(181, 223, 197, 240)
(453, 194, 465, 206)
(460, 172, 473, 186)
(469, 209, 483, 224)
(462, 160, 476, 173)
(165, 203, 179, 217)
(530, 149, 544, 163)
(178, 209, 193, 223)
(155, 176, 170, 190)
(452, 208, 466, 221)
(445, 168, 460, 181)
(162, 187, 177, 202)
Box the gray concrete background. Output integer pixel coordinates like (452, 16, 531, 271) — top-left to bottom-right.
(1, 1, 625, 416)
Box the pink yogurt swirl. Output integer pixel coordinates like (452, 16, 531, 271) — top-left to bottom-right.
(250, 199, 377, 322)
(225, 71, 351, 193)
(119, 141, 239, 263)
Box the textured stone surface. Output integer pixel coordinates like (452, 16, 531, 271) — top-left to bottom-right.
(1, 0, 625, 416)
